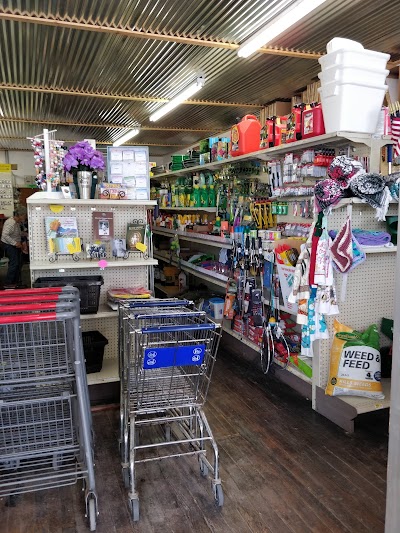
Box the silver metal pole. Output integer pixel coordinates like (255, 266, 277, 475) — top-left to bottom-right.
(385, 200, 400, 532)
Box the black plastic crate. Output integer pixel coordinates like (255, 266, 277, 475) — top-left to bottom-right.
(33, 275, 104, 314)
(82, 331, 108, 374)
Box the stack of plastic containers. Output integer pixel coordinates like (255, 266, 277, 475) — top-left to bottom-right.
(318, 38, 390, 133)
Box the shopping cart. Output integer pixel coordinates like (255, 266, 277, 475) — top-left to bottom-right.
(118, 299, 205, 462)
(119, 299, 222, 521)
(0, 287, 98, 531)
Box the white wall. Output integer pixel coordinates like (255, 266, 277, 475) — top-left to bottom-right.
(0, 150, 36, 187)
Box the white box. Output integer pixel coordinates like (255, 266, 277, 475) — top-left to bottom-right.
(318, 81, 387, 134)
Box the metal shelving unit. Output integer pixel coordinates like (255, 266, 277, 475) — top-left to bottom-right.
(153, 227, 232, 248)
(27, 192, 158, 386)
(152, 132, 392, 179)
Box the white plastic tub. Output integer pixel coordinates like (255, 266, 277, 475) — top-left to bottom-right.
(326, 38, 364, 54)
(318, 81, 388, 134)
(319, 49, 390, 72)
(318, 66, 389, 87)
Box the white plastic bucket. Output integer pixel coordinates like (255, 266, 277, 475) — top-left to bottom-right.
(318, 82, 388, 134)
(318, 66, 389, 87)
(326, 38, 364, 54)
(209, 297, 225, 320)
(319, 49, 390, 72)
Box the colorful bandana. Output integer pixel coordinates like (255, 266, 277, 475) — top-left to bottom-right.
(328, 156, 365, 189)
(349, 172, 390, 220)
(314, 178, 344, 213)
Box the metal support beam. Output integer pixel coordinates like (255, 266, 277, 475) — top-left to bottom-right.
(0, 116, 216, 133)
(0, 136, 185, 147)
(0, 12, 323, 61)
(0, 83, 263, 109)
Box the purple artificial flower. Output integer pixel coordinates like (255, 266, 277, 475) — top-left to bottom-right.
(63, 153, 79, 172)
(63, 140, 105, 172)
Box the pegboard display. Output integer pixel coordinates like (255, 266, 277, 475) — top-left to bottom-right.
(27, 201, 150, 264)
(317, 202, 397, 388)
(27, 194, 157, 372)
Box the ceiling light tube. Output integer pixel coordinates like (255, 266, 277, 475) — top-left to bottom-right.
(237, 0, 329, 58)
(149, 77, 205, 122)
(113, 128, 140, 147)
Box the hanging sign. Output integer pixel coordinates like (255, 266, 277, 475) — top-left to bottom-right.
(0, 164, 11, 173)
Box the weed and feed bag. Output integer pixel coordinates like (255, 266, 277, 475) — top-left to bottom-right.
(325, 320, 384, 399)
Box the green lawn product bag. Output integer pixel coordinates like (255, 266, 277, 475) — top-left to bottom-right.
(325, 320, 384, 399)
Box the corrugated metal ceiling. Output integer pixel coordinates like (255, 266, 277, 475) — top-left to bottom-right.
(0, 0, 398, 157)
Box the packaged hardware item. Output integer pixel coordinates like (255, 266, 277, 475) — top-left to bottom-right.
(325, 320, 384, 399)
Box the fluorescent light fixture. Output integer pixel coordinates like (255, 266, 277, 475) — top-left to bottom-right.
(237, 0, 329, 58)
(0, 104, 4, 117)
(149, 77, 205, 122)
(113, 128, 140, 147)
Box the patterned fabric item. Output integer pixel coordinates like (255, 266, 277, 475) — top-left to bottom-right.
(329, 229, 366, 272)
(349, 172, 390, 220)
(391, 117, 400, 159)
(328, 155, 365, 189)
(314, 178, 344, 213)
(330, 217, 353, 273)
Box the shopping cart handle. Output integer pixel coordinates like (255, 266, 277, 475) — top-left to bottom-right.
(0, 302, 58, 312)
(131, 312, 205, 319)
(0, 294, 61, 304)
(0, 287, 63, 296)
(141, 323, 216, 333)
(126, 299, 192, 308)
(0, 311, 58, 323)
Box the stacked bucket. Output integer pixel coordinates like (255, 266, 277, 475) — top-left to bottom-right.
(318, 38, 390, 134)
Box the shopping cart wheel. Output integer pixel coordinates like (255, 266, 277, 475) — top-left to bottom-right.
(214, 484, 224, 507)
(88, 498, 97, 531)
(199, 457, 208, 478)
(122, 467, 130, 489)
(130, 498, 140, 521)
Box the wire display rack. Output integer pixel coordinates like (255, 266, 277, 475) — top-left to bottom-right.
(118, 298, 223, 521)
(0, 287, 98, 531)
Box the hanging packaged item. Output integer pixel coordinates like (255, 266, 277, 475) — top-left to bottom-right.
(302, 103, 326, 139)
(231, 115, 262, 156)
(325, 320, 384, 399)
(286, 105, 304, 143)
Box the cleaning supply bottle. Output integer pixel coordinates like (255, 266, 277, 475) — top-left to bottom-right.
(200, 185, 209, 208)
(192, 185, 201, 207)
(208, 184, 216, 207)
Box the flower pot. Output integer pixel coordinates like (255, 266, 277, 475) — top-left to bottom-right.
(77, 171, 92, 200)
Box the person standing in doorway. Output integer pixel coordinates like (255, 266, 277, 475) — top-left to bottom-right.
(1, 205, 27, 287)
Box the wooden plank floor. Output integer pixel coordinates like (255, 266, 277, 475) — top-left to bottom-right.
(1, 353, 388, 533)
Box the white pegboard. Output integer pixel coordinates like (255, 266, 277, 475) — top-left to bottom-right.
(317, 203, 397, 388)
(27, 196, 154, 364)
(27, 201, 148, 264)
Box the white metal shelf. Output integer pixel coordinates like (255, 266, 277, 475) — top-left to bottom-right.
(27, 192, 157, 208)
(154, 283, 184, 297)
(151, 132, 392, 179)
(87, 358, 119, 386)
(154, 251, 228, 288)
(80, 304, 118, 320)
(222, 324, 312, 384)
(153, 227, 232, 248)
(158, 206, 217, 212)
(339, 379, 391, 414)
(30, 257, 158, 270)
(362, 246, 397, 253)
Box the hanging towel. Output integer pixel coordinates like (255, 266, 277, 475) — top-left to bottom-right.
(330, 217, 353, 273)
(329, 229, 366, 271)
